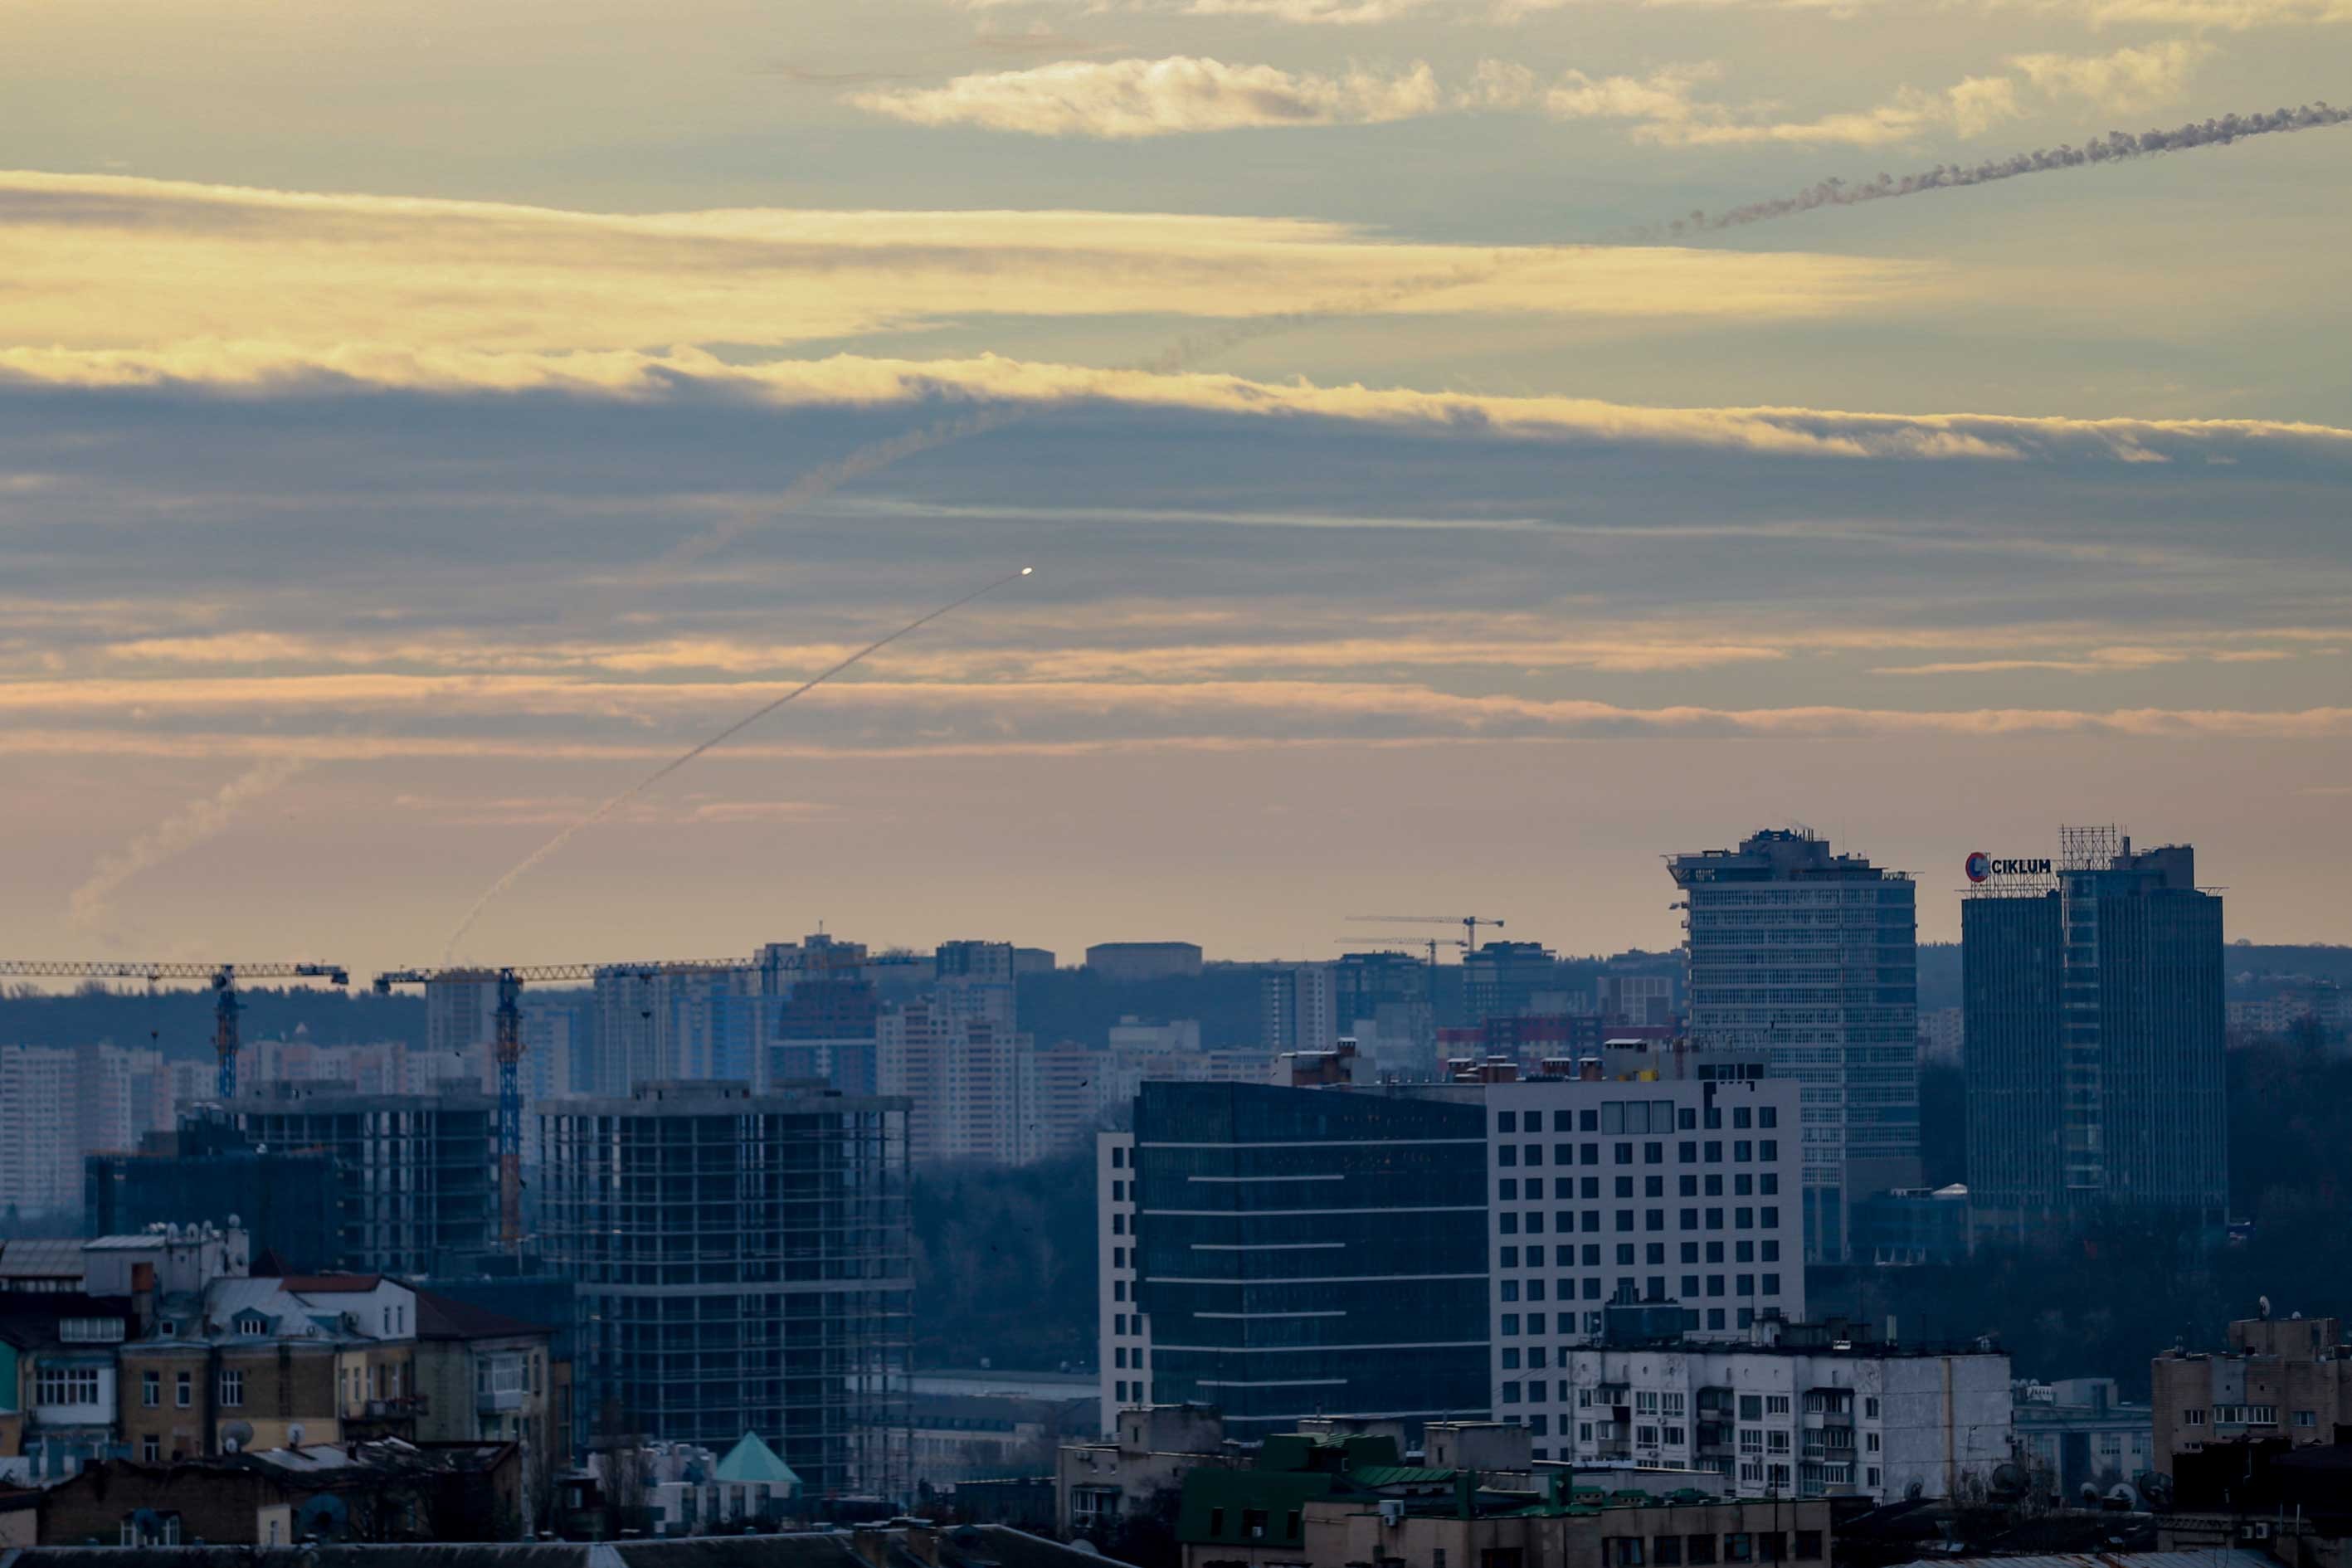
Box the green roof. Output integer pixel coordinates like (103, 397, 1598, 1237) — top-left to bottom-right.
(1347, 1466, 1459, 1488)
(713, 1431, 801, 1488)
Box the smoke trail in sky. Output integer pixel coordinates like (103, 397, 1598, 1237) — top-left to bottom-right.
(68, 756, 312, 932)
(443, 567, 1035, 959)
(1648, 103, 2348, 237)
(643, 100, 2346, 581)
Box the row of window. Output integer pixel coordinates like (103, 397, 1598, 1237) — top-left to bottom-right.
(1495, 1304, 1765, 1345)
(2187, 1405, 2308, 1427)
(1501, 1173, 1781, 1202)
(1496, 1140, 1781, 1169)
(1497, 1104, 1779, 1136)
(1605, 1531, 1824, 1566)
(1498, 1206, 1782, 1235)
(1499, 1273, 1783, 1310)
(1503, 1239, 1783, 1269)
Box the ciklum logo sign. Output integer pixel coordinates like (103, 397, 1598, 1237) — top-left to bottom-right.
(1966, 853, 2054, 883)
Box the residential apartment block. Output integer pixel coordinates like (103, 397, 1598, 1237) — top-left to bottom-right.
(1668, 830, 1921, 1264)
(1552, 1323, 2013, 1502)
(2151, 1313, 2352, 1473)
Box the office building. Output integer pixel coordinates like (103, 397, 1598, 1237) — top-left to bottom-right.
(2151, 1312, 2352, 1473)
(760, 935, 880, 1096)
(1332, 950, 1434, 1078)
(84, 1117, 337, 1273)
(1122, 1079, 1491, 1439)
(1483, 1051, 1806, 1450)
(2014, 1377, 2155, 1498)
(1669, 830, 1921, 1264)
(1599, 972, 1678, 1027)
(1964, 832, 2226, 1240)
(1553, 1320, 2013, 1502)
(1259, 962, 1336, 1054)
(229, 1083, 496, 1273)
(1085, 943, 1205, 982)
(1463, 942, 1565, 1025)
(534, 1080, 911, 1496)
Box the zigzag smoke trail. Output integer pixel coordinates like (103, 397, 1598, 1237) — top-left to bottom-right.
(1651, 103, 2349, 236)
(442, 567, 1034, 959)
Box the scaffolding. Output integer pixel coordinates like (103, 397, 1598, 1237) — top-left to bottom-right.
(535, 1081, 911, 1504)
(231, 1084, 497, 1273)
(2058, 823, 2123, 873)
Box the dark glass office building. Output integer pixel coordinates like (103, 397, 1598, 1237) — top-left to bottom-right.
(1964, 835, 2226, 1239)
(1132, 1080, 1489, 1436)
(84, 1113, 336, 1270)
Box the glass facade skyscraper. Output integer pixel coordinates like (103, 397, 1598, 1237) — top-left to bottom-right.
(1964, 835, 2226, 1239)
(1131, 1080, 1490, 1435)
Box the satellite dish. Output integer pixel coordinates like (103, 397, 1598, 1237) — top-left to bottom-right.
(1989, 1463, 2029, 1499)
(1905, 1481, 1925, 1502)
(286, 1423, 306, 1446)
(297, 1494, 350, 1541)
(222, 1421, 254, 1453)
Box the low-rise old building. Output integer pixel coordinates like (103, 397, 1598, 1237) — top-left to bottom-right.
(412, 1289, 567, 1526)
(1175, 1426, 1833, 1568)
(2013, 1377, 2155, 1499)
(1059, 1405, 1237, 1540)
(37, 1439, 525, 1545)
(2152, 1312, 2352, 1472)
(0, 1290, 133, 1481)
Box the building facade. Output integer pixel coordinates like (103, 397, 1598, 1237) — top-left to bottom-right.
(1965, 834, 2227, 1240)
(1087, 944, 1206, 983)
(1126, 1080, 1491, 1439)
(1484, 1058, 1807, 1451)
(2151, 1314, 2352, 1473)
(228, 1084, 495, 1273)
(1668, 830, 1921, 1264)
(533, 1080, 910, 1497)
(1552, 1328, 2013, 1502)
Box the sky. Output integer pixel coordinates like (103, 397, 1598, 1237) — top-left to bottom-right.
(3, 0, 2349, 977)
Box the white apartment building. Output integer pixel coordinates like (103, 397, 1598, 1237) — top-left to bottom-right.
(1096, 1132, 1152, 1434)
(0, 1044, 170, 1219)
(1485, 1059, 1806, 1442)
(1551, 1332, 2013, 1502)
(879, 993, 1036, 1166)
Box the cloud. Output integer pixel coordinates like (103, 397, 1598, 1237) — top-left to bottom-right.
(2009, 40, 2208, 112)
(8, 346, 2343, 466)
(1544, 65, 2026, 145)
(849, 56, 1443, 136)
(0, 171, 1925, 353)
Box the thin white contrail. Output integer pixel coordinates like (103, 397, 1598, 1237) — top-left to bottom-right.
(441, 567, 1035, 960)
(68, 756, 312, 932)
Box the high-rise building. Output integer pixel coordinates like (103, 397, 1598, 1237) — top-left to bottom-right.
(1122, 1079, 1491, 1439)
(0, 1044, 170, 1219)
(1333, 950, 1434, 1077)
(1083, 942, 1204, 982)
(230, 1083, 496, 1273)
(1259, 962, 1336, 1054)
(535, 1080, 911, 1496)
(590, 964, 759, 1093)
(1669, 829, 1920, 1264)
(1483, 1049, 1805, 1453)
(85, 1114, 338, 1271)
(758, 934, 879, 1095)
(1463, 942, 1564, 1025)
(877, 994, 1034, 1165)
(1964, 832, 2225, 1239)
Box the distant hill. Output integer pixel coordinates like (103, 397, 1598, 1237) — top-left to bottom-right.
(0, 986, 426, 1059)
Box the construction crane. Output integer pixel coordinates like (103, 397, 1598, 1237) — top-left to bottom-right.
(372, 957, 755, 1252)
(1345, 914, 1509, 952)
(0, 960, 348, 1100)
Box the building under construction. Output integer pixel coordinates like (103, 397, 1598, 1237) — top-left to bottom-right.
(533, 1079, 911, 1502)
(228, 1083, 497, 1272)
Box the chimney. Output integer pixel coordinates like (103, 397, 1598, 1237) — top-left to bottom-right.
(905, 1523, 944, 1567)
(131, 1262, 157, 1335)
(850, 1527, 893, 1568)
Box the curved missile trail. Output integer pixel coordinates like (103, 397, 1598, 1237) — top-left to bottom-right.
(442, 567, 1035, 960)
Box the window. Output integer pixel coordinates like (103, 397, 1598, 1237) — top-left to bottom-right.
(1765, 1394, 1790, 1415)
(1502, 1381, 1522, 1404)
(1499, 1112, 1518, 1132)
(141, 1434, 161, 1463)
(1112, 1145, 1125, 1168)
(1613, 1539, 1644, 1566)
(1760, 1107, 1777, 1129)
(175, 1371, 192, 1408)
(2184, 1408, 2206, 1426)
(1793, 1535, 1820, 1561)
(1655, 1537, 1684, 1566)
(37, 1366, 101, 1406)
(1733, 1108, 1752, 1129)
(1863, 1396, 1879, 1419)
(1739, 1395, 1761, 1420)
(1526, 1143, 1545, 1166)
(1502, 1321, 1521, 1342)
(1687, 1536, 1717, 1566)
(1502, 1279, 1521, 1303)
(1502, 1213, 1519, 1234)
(142, 1370, 160, 1407)
(1726, 1535, 1754, 1563)
(2296, 1410, 2319, 1428)
(220, 1369, 244, 1407)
